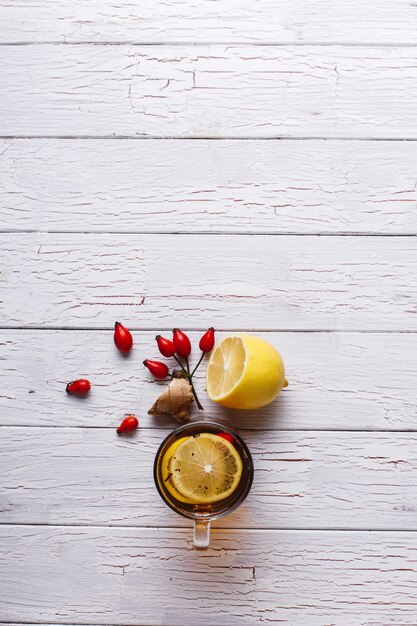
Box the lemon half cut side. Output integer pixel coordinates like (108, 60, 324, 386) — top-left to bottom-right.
(206, 334, 288, 410)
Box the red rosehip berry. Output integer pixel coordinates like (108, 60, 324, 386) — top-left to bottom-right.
(155, 335, 176, 358)
(172, 328, 191, 358)
(199, 327, 215, 353)
(66, 379, 91, 395)
(218, 432, 234, 444)
(143, 359, 169, 379)
(114, 322, 133, 353)
(117, 415, 139, 434)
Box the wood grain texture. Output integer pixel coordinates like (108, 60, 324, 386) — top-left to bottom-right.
(1, 330, 416, 430)
(2, 3, 417, 621)
(2, 0, 417, 44)
(3, 428, 417, 529)
(2, 526, 417, 625)
(3, 45, 417, 138)
(2, 138, 417, 234)
(1, 233, 416, 330)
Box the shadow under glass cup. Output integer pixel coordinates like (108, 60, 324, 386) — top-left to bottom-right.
(154, 419, 254, 550)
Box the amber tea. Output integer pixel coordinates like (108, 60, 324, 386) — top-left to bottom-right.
(154, 420, 253, 549)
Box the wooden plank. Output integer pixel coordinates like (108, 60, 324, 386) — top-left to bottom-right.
(3, 45, 417, 138)
(3, 428, 417, 530)
(1, 233, 416, 330)
(2, 138, 417, 235)
(2, 526, 417, 624)
(2, 0, 417, 44)
(1, 330, 416, 430)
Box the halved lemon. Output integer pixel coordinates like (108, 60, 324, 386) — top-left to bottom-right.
(170, 433, 243, 504)
(206, 334, 288, 410)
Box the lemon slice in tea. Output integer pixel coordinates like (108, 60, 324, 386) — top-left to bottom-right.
(170, 433, 243, 504)
(161, 436, 195, 504)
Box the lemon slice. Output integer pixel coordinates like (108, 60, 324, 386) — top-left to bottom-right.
(160, 437, 195, 504)
(206, 334, 288, 410)
(170, 433, 243, 504)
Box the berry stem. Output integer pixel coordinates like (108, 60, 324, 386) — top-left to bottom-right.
(191, 351, 205, 377)
(173, 355, 204, 410)
(173, 355, 189, 376)
(189, 378, 204, 411)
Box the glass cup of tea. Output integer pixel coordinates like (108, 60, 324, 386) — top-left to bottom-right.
(154, 419, 254, 550)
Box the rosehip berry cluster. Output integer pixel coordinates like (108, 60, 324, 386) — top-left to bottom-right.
(143, 328, 215, 411)
(64, 323, 215, 431)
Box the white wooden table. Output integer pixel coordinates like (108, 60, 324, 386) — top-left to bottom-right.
(1, 2, 417, 624)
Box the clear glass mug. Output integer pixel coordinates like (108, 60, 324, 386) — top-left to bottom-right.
(154, 419, 254, 550)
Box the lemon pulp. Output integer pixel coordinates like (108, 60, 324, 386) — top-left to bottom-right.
(160, 436, 195, 504)
(169, 433, 243, 504)
(206, 336, 246, 399)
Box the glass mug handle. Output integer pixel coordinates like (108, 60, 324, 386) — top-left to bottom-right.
(194, 520, 210, 549)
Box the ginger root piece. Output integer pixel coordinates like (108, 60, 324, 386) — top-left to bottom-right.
(148, 371, 194, 422)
